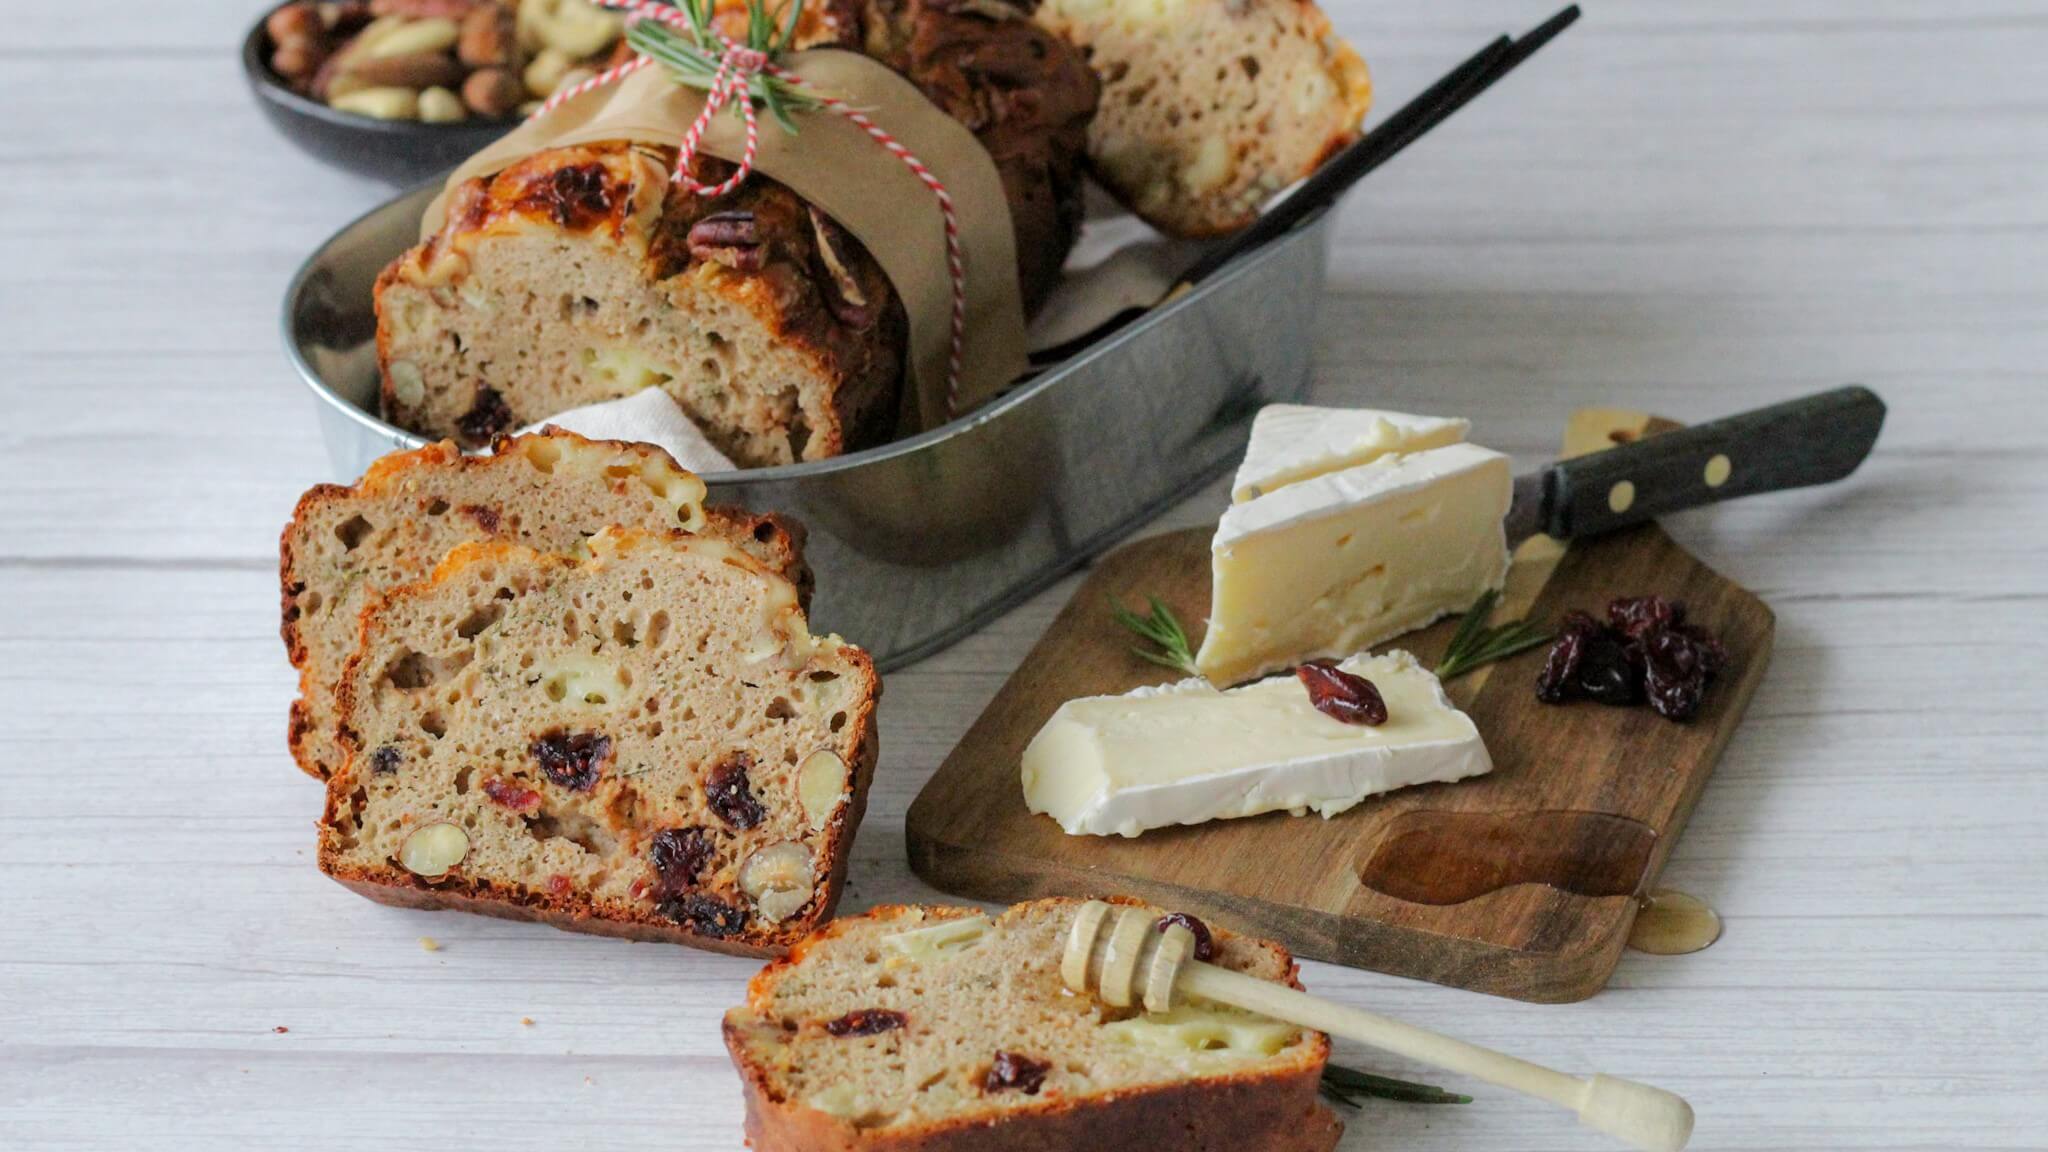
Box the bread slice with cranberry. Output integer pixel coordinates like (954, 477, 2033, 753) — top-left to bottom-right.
(317, 528, 878, 956)
(723, 898, 1341, 1150)
(1034, 0, 1371, 237)
(280, 430, 808, 783)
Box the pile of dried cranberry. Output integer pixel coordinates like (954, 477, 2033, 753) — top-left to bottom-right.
(1536, 596, 1728, 721)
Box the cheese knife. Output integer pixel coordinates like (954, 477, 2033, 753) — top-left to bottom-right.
(1502, 385, 1887, 546)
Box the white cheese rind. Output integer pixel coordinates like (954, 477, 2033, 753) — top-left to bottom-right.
(1196, 441, 1512, 686)
(1021, 651, 1491, 838)
(1231, 406, 1470, 503)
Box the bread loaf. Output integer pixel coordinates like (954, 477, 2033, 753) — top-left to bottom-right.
(318, 527, 879, 956)
(376, 0, 1097, 466)
(280, 430, 807, 782)
(1033, 0, 1370, 236)
(723, 898, 1341, 1150)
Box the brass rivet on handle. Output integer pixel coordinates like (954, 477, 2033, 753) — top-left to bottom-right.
(1608, 481, 1636, 514)
(1703, 455, 1732, 488)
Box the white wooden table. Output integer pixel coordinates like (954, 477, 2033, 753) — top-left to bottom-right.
(5, 2, 2045, 1148)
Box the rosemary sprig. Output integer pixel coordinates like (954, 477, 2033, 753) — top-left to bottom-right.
(1320, 1062, 1473, 1107)
(1435, 589, 1552, 681)
(1108, 595, 1199, 677)
(624, 0, 819, 134)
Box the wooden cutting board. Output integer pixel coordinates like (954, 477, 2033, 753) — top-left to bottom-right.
(906, 409, 1774, 1003)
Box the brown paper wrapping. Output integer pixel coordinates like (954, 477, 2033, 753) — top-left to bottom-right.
(422, 50, 1027, 431)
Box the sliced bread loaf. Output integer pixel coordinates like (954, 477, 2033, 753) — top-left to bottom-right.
(1034, 0, 1371, 237)
(318, 528, 878, 956)
(280, 430, 807, 782)
(724, 898, 1341, 1150)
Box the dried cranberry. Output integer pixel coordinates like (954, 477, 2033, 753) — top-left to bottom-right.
(1577, 632, 1645, 707)
(1156, 912, 1215, 961)
(706, 755, 765, 829)
(657, 892, 747, 937)
(531, 730, 612, 791)
(649, 826, 714, 894)
(1608, 596, 1684, 641)
(1642, 629, 1709, 721)
(370, 745, 401, 775)
(824, 1009, 907, 1037)
(456, 384, 514, 445)
(1296, 661, 1389, 726)
(532, 162, 614, 228)
(1536, 611, 1602, 703)
(482, 776, 542, 812)
(1674, 623, 1728, 681)
(983, 1051, 1050, 1095)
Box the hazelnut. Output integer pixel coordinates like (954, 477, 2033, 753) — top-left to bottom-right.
(463, 67, 525, 117)
(458, 2, 518, 68)
(797, 750, 847, 832)
(266, 2, 327, 46)
(271, 39, 330, 81)
(737, 842, 815, 924)
(399, 821, 470, 877)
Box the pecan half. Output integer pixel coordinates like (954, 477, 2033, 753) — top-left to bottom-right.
(806, 205, 875, 330)
(687, 211, 765, 272)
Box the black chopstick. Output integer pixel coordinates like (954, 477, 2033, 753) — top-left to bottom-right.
(1178, 5, 1581, 287)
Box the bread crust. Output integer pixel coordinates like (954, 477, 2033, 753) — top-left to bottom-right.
(279, 430, 810, 781)
(317, 533, 881, 957)
(724, 898, 1341, 1149)
(374, 2, 1096, 464)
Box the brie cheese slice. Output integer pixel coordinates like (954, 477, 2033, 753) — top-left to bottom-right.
(1021, 650, 1490, 838)
(1231, 406, 1470, 503)
(1196, 440, 1512, 686)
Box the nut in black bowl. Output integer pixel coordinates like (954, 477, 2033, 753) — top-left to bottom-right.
(241, 0, 543, 185)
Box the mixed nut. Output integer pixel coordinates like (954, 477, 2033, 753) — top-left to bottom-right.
(264, 0, 625, 122)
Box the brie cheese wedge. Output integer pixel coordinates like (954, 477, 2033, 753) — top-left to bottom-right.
(1021, 650, 1490, 838)
(1196, 437, 1513, 686)
(1231, 406, 1469, 503)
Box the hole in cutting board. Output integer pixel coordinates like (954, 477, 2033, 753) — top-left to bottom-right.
(1355, 810, 1657, 907)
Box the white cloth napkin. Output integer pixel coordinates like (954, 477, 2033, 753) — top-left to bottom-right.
(517, 388, 736, 475)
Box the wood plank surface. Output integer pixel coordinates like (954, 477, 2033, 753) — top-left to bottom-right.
(4, 2, 2047, 1149)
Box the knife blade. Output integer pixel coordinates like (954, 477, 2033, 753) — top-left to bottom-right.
(1503, 386, 1887, 547)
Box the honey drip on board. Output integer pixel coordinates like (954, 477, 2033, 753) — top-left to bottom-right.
(1627, 889, 1722, 955)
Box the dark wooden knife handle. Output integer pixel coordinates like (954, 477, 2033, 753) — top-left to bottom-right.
(1543, 385, 1887, 541)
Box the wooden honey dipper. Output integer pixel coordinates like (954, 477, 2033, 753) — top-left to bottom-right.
(1062, 901, 1694, 1152)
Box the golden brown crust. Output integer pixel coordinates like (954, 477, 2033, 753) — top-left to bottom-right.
(315, 531, 880, 957)
(724, 898, 1339, 1150)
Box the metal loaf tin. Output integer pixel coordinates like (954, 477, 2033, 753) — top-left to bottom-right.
(285, 184, 1330, 668)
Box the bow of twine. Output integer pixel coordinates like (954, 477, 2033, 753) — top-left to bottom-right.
(535, 0, 968, 413)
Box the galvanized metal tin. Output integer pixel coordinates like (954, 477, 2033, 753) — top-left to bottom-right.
(283, 184, 1330, 668)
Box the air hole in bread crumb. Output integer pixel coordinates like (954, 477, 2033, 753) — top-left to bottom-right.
(420, 711, 447, 739)
(456, 603, 504, 639)
(563, 612, 581, 641)
(386, 649, 470, 691)
(613, 619, 638, 647)
(809, 670, 839, 683)
(426, 498, 450, 516)
(454, 766, 475, 795)
(766, 698, 796, 721)
(830, 712, 847, 733)
(335, 515, 373, 550)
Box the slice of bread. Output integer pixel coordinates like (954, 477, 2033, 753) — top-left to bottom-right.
(724, 898, 1342, 1150)
(317, 528, 879, 956)
(1034, 0, 1371, 237)
(280, 430, 808, 782)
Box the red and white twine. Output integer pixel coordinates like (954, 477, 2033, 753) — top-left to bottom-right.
(532, 1, 968, 413)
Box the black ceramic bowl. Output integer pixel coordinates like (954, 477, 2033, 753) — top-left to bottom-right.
(241, 5, 518, 185)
